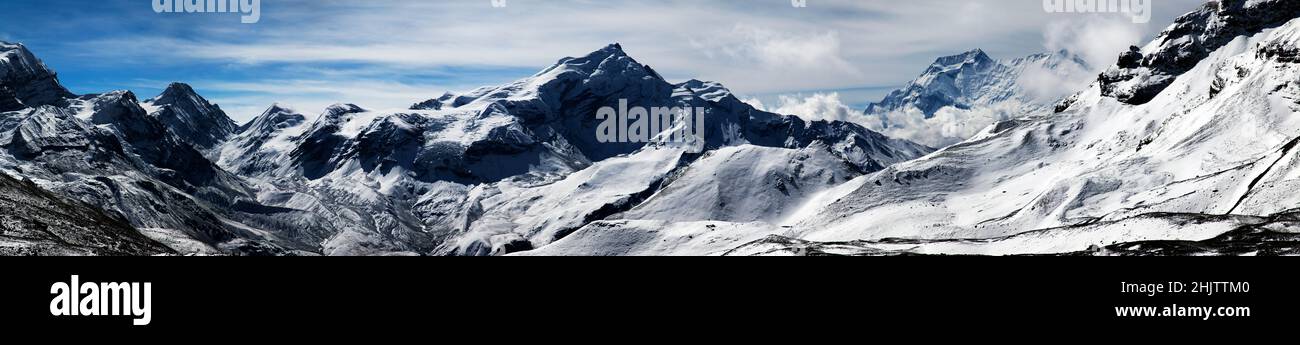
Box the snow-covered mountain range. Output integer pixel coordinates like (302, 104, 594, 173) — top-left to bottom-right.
(3, 0, 1299, 256)
(0, 41, 931, 255)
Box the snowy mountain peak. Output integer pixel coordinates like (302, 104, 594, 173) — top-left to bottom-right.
(0, 41, 54, 80)
(324, 103, 365, 115)
(931, 49, 993, 69)
(150, 82, 201, 102)
(410, 92, 456, 110)
(867, 49, 1014, 116)
(265, 101, 294, 114)
(537, 42, 660, 82)
(144, 82, 236, 151)
(0, 41, 73, 111)
(241, 102, 305, 134)
(675, 79, 734, 101)
(581, 42, 628, 61)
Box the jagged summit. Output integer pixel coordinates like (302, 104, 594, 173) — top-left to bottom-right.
(410, 92, 456, 110)
(533, 42, 661, 81)
(866, 49, 1013, 116)
(240, 102, 305, 134)
(559, 43, 629, 66)
(930, 49, 993, 69)
(0, 41, 74, 111)
(151, 82, 208, 105)
(145, 82, 237, 151)
(320, 103, 366, 119)
(864, 47, 1092, 121)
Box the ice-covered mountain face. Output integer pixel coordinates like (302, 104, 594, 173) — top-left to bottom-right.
(0, 42, 74, 112)
(1100, 0, 1300, 105)
(143, 82, 238, 152)
(866, 49, 1006, 116)
(0, 171, 172, 256)
(864, 49, 1089, 117)
(216, 43, 932, 255)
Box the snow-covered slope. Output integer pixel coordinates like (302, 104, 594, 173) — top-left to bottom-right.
(769, 0, 1300, 255)
(618, 144, 861, 224)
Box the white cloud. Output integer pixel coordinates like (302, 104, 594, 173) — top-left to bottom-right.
(1016, 16, 1146, 104)
(863, 102, 1029, 148)
(1017, 59, 1094, 103)
(691, 24, 861, 83)
(756, 88, 1069, 149)
(745, 91, 1018, 148)
(1044, 16, 1145, 70)
(746, 92, 862, 123)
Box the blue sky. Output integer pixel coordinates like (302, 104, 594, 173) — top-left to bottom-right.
(0, 0, 1206, 122)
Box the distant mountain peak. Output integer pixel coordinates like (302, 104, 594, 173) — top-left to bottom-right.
(539, 42, 651, 79)
(933, 49, 992, 67)
(154, 82, 198, 99)
(410, 92, 456, 111)
(238, 102, 305, 135)
(146, 82, 236, 151)
(866, 48, 1088, 118)
(264, 102, 295, 114)
(323, 103, 366, 116)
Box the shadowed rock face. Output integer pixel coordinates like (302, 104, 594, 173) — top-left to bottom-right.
(0, 85, 23, 112)
(147, 82, 238, 151)
(0, 172, 172, 256)
(1100, 0, 1300, 105)
(89, 91, 244, 197)
(0, 42, 74, 111)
